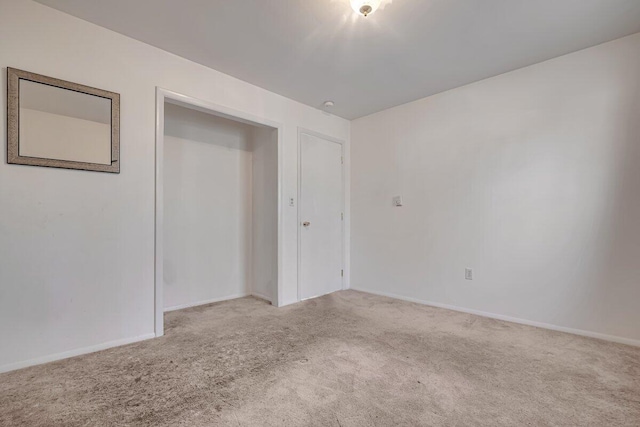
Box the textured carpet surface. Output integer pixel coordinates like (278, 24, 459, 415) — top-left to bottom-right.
(1, 290, 639, 426)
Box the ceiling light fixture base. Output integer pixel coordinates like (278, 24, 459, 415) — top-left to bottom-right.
(350, 0, 382, 17)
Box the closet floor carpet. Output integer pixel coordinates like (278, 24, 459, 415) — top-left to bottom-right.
(1, 290, 639, 426)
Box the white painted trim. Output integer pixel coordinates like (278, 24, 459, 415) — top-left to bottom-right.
(351, 287, 640, 347)
(154, 90, 165, 337)
(164, 293, 248, 312)
(155, 87, 285, 337)
(250, 292, 273, 303)
(297, 128, 348, 302)
(0, 333, 156, 374)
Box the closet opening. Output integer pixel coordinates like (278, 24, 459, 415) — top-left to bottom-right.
(155, 89, 282, 336)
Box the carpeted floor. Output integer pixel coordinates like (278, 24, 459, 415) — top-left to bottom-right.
(1, 290, 639, 426)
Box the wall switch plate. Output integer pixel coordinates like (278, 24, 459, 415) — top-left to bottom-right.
(393, 196, 403, 207)
(289, 197, 295, 207)
(465, 268, 473, 280)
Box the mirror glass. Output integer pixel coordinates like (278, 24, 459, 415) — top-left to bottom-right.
(18, 79, 112, 165)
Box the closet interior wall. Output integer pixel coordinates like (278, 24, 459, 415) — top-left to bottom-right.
(163, 103, 277, 311)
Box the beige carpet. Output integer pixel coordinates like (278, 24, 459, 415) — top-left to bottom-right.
(1, 290, 639, 426)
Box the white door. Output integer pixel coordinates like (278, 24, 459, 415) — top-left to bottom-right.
(299, 132, 343, 300)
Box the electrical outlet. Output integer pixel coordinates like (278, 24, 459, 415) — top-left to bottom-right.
(289, 197, 295, 207)
(465, 268, 473, 280)
(392, 196, 403, 207)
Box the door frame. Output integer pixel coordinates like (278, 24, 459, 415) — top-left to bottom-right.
(155, 87, 284, 337)
(297, 128, 347, 302)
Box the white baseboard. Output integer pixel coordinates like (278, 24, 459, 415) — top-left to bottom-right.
(250, 292, 272, 304)
(0, 333, 156, 374)
(163, 293, 248, 312)
(350, 287, 640, 348)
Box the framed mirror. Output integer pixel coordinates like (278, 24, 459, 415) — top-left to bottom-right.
(7, 67, 120, 173)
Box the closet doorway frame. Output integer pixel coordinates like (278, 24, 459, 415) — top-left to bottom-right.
(154, 87, 284, 337)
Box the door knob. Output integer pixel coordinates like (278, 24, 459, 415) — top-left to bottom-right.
(303, 221, 311, 227)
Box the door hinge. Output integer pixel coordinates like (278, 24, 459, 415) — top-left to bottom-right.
(341, 156, 344, 164)
(341, 270, 344, 277)
(341, 212, 344, 220)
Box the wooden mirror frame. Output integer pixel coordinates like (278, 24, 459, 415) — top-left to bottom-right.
(7, 67, 120, 173)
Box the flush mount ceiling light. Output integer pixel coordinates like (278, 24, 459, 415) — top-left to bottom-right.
(350, 0, 382, 17)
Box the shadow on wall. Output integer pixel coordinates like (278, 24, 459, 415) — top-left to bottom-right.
(587, 77, 640, 335)
(164, 102, 253, 151)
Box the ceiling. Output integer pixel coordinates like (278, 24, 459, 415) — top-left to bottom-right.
(21, 79, 111, 124)
(35, 0, 640, 119)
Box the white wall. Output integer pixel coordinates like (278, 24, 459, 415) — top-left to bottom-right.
(351, 33, 640, 344)
(163, 103, 254, 310)
(0, 0, 349, 372)
(20, 108, 111, 164)
(251, 127, 279, 302)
